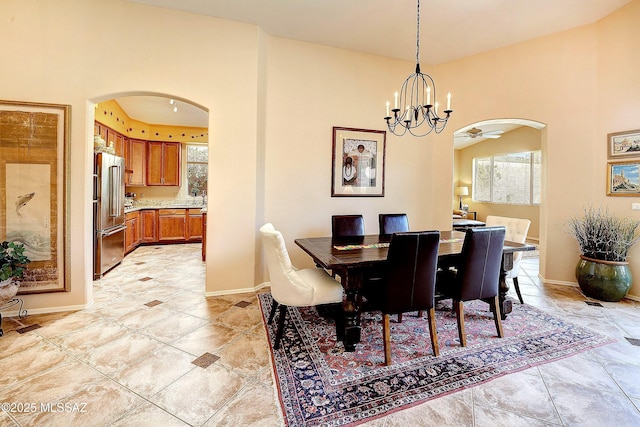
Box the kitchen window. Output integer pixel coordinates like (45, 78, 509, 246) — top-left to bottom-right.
(187, 144, 208, 196)
(472, 151, 541, 205)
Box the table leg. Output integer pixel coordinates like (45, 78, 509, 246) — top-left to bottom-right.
(499, 253, 514, 319)
(339, 267, 363, 352)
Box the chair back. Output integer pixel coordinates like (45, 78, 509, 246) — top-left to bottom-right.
(332, 215, 365, 237)
(381, 231, 440, 314)
(379, 213, 409, 235)
(259, 223, 313, 306)
(485, 216, 531, 278)
(456, 226, 506, 301)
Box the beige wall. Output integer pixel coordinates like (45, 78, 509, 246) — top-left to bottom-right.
(262, 37, 452, 270)
(454, 126, 541, 240)
(440, 0, 640, 296)
(2, 0, 640, 313)
(1, 0, 262, 310)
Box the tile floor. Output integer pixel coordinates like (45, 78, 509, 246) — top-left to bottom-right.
(1, 244, 640, 426)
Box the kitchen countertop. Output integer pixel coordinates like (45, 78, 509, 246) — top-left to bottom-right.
(125, 205, 206, 213)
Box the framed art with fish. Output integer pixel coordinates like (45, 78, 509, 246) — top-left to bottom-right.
(0, 100, 70, 293)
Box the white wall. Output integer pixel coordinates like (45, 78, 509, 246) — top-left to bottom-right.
(2, 0, 640, 313)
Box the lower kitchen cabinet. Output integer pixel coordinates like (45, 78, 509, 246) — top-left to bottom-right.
(125, 211, 141, 253)
(141, 210, 157, 242)
(124, 208, 203, 253)
(187, 209, 203, 241)
(158, 209, 187, 242)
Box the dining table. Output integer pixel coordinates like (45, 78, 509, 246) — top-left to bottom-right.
(295, 230, 536, 352)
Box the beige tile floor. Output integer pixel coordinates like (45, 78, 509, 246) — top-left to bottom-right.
(1, 244, 640, 426)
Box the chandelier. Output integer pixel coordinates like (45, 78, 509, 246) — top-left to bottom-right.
(384, 0, 452, 137)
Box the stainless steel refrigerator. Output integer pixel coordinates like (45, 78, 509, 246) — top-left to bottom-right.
(93, 152, 126, 279)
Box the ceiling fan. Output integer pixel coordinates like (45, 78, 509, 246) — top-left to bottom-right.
(454, 127, 504, 140)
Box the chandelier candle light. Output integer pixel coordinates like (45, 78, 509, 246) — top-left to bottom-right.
(384, 0, 452, 137)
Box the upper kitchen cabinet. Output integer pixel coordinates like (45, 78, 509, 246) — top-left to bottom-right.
(107, 128, 126, 158)
(125, 139, 146, 186)
(94, 122, 125, 157)
(147, 141, 181, 186)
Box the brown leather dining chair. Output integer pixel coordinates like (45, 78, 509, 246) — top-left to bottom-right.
(437, 226, 506, 347)
(379, 213, 409, 235)
(331, 215, 365, 237)
(364, 231, 441, 365)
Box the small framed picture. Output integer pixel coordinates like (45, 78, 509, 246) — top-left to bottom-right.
(607, 129, 640, 159)
(607, 161, 640, 196)
(331, 127, 386, 197)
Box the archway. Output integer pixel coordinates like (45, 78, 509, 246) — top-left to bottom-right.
(88, 92, 209, 293)
(452, 118, 546, 242)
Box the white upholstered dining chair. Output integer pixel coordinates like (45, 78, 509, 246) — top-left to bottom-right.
(485, 215, 532, 304)
(259, 223, 343, 349)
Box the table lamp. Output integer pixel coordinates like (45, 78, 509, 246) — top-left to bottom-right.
(454, 186, 469, 210)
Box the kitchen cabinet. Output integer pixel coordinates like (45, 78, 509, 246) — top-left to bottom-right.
(123, 208, 202, 253)
(125, 211, 141, 253)
(140, 209, 157, 242)
(157, 209, 187, 242)
(95, 122, 108, 144)
(187, 209, 203, 241)
(202, 211, 207, 261)
(94, 122, 126, 157)
(147, 141, 181, 186)
(125, 139, 147, 186)
(107, 128, 126, 158)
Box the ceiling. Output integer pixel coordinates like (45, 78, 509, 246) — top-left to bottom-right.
(115, 96, 209, 128)
(116, 0, 629, 142)
(125, 0, 629, 64)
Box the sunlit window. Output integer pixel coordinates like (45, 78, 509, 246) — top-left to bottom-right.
(187, 144, 208, 196)
(473, 151, 541, 205)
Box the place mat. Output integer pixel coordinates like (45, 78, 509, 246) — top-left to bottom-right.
(333, 243, 390, 250)
(333, 238, 463, 251)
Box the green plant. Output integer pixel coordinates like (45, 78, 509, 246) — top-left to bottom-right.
(0, 241, 30, 281)
(566, 206, 640, 262)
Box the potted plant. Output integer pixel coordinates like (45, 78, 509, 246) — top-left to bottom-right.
(0, 241, 30, 305)
(566, 206, 640, 301)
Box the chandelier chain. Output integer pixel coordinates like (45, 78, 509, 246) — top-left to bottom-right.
(416, 0, 420, 64)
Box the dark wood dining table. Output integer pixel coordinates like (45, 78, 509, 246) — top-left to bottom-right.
(295, 230, 536, 352)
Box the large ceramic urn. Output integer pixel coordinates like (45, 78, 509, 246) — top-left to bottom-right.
(575, 255, 632, 302)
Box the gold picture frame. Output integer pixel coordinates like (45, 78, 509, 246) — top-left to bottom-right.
(607, 160, 640, 196)
(0, 100, 71, 293)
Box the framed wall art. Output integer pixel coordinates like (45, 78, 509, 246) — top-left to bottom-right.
(0, 100, 71, 293)
(607, 129, 640, 159)
(331, 127, 386, 197)
(607, 160, 640, 196)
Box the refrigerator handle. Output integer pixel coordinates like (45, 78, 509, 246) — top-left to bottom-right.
(109, 165, 121, 217)
(102, 224, 127, 237)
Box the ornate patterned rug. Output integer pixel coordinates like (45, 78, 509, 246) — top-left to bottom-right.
(258, 293, 615, 426)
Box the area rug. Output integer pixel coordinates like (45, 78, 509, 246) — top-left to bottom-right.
(258, 293, 615, 427)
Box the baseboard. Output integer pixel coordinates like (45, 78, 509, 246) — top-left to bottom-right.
(538, 274, 640, 301)
(205, 282, 269, 297)
(538, 274, 578, 288)
(1, 302, 91, 318)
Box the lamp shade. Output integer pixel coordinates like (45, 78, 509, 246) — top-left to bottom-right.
(454, 186, 469, 197)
